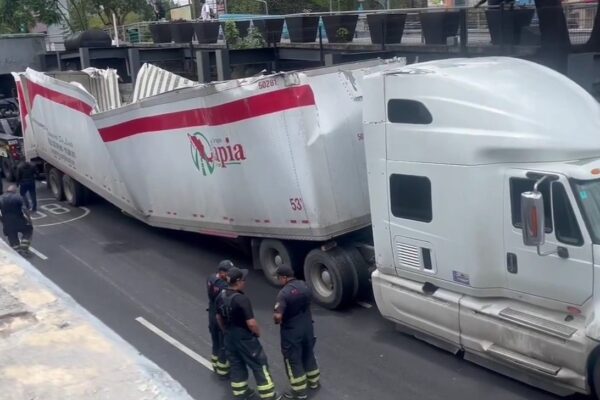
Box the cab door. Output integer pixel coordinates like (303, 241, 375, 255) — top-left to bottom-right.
(503, 170, 593, 305)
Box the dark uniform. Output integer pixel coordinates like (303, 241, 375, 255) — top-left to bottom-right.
(0, 191, 32, 252)
(16, 161, 36, 212)
(207, 266, 230, 377)
(274, 271, 320, 398)
(216, 267, 278, 400)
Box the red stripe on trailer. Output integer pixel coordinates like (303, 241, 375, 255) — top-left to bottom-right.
(15, 81, 29, 132)
(98, 85, 316, 143)
(290, 220, 297, 224)
(27, 80, 94, 116)
(302, 220, 309, 224)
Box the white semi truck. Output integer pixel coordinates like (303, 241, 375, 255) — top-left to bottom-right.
(14, 56, 600, 398)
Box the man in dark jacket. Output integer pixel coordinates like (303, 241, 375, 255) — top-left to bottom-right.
(16, 160, 36, 212)
(207, 259, 233, 378)
(273, 266, 320, 399)
(0, 184, 32, 255)
(216, 267, 281, 400)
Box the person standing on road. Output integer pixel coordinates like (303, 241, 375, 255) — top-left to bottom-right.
(16, 160, 36, 212)
(273, 266, 320, 400)
(216, 267, 281, 400)
(0, 184, 32, 255)
(207, 259, 233, 379)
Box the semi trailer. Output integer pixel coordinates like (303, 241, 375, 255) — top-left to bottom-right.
(15, 56, 600, 398)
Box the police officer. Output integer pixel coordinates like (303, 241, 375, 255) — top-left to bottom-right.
(216, 267, 281, 400)
(207, 259, 233, 378)
(273, 266, 320, 400)
(0, 184, 32, 255)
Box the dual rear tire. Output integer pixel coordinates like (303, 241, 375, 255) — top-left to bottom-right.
(257, 239, 370, 310)
(47, 167, 86, 206)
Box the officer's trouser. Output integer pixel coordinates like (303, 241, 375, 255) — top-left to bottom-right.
(281, 318, 320, 396)
(225, 327, 276, 399)
(208, 312, 229, 376)
(6, 225, 32, 251)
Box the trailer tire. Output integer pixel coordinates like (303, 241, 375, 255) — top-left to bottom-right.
(304, 247, 357, 310)
(48, 168, 64, 201)
(2, 158, 15, 182)
(62, 174, 85, 206)
(591, 348, 600, 400)
(259, 239, 301, 287)
(341, 245, 372, 300)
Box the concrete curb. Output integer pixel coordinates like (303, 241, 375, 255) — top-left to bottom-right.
(0, 242, 195, 400)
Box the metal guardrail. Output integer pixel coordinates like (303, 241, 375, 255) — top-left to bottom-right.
(90, 2, 597, 48)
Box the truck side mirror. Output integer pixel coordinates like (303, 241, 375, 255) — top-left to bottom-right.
(521, 191, 546, 246)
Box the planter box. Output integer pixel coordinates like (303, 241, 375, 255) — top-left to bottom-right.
(366, 13, 406, 44)
(170, 21, 195, 43)
(221, 20, 251, 38)
(419, 11, 460, 45)
(322, 15, 358, 43)
(253, 18, 284, 43)
(486, 8, 535, 45)
(285, 16, 320, 43)
(193, 21, 220, 44)
(149, 23, 172, 43)
(64, 29, 112, 50)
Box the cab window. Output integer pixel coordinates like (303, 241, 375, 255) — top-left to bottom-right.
(552, 182, 583, 246)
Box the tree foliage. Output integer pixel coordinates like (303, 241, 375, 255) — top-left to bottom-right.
(87, 0, 153, 26)
(0, 0, 61, 33)
(0, 0, 162, 34)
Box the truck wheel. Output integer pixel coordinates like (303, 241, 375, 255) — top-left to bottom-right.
(259, 239, 301, 287)
(591, 350, 600, 400)
(48, 168, 64, 201)
(62, 174, 85, 206)
(2, 158, 14, 181)
(304, 247, 358, 310)
(341, 245, 372, 300)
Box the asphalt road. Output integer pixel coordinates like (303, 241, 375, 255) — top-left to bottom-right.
(19, 183, 588, 400)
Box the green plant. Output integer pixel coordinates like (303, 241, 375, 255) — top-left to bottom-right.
(238, 25, 266, 49)
(224, 20, 241, 47)
(224, 21, 266, 49)
(336, 26, 350, 41)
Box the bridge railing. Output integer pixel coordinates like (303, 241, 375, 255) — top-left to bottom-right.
(98, 1, 597, 49)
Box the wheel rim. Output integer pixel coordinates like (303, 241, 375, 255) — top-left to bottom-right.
(50, 174, 60, 197)
(264, 248, 283, 279)
(274, 254, 284, 266)
(64, 179, 73, 203)
(309, 262, 334, 299)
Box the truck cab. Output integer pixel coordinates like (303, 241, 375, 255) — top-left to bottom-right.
(364, 57, 600, 397)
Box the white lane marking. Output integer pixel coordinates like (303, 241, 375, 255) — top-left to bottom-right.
(35, 207, 90, 227)
(135, 316, 213, 371)
(357, 301, 373, 309)
(37, 197, 56, 201)
(29, 247, 48, 260)
(41, 181, 47, 185)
